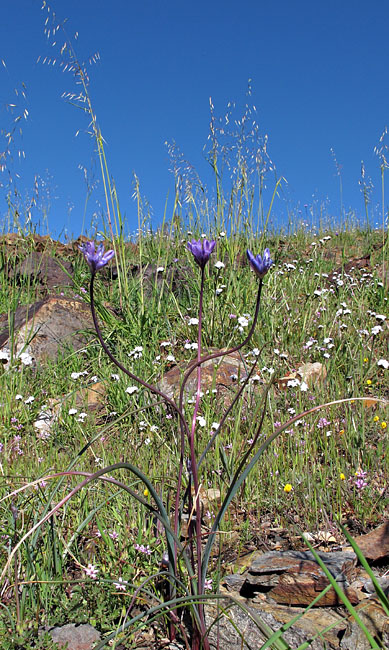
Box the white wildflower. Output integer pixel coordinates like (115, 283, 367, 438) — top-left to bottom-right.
(126, 386, 139, 395)
(377, 359, 389, 370)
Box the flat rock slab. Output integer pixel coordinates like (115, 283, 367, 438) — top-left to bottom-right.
(0, 295, 93, 362)
(225, 550, 358, 606)
(205, 599, 333, 650)
(45, 623, 100, 650)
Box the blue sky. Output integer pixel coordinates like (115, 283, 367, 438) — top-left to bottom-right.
(1, 0, 389, 239)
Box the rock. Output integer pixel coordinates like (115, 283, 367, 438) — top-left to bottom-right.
(351, 521, 389, 562)
(129, 262, 193, 299)
(0, 295, 93, 363)
(158, 349, 255, 403)
(9, 251, 73, 292)
(326, 255, 371, 287)
(340, 600, 389, 649)
(205, 598, 339, 650)
(74, 381, 107, 413)
(297, 362, 327, 387)
(46, 623, 100, 650)
(33, 382, 107, 435)
(225, 550, 358, 607)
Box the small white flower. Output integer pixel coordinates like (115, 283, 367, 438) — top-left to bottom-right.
(144, 437, 151, 445)
(219, 231, 226, 237)
(71, 370, 88, 380)
(19, 352, 33, 365)
(160, 341, 172, 347)
(300, 381, 308, 392)
(238, 316, 249, 328)
(24, 396, 35, 404)
(126, 386, 139, 395)
(114, 577, 127, 591)
(184, 342, 198, 350)
(68, 408, 78, 415)
(188, 318, 199, 326)
(214, 260, 225, 269)
(287, 378, 300, 388)
(166, 353, 176, 362)
(211, 422, 220, 430)
(150, 425, 159, 433)
(197, 416, 206, 427)
(111, 373, 120, 381)
(371, 325, 383, 336)
(0, 350, 10, 362)
(156, 266, 164, 273)
(287, 408, 296, 416)
(376, 314, 386, 322)
(15, 394, 23, 400)
(377, 359, 389, 369)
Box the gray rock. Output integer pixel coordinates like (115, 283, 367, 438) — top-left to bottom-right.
(0, 295, 93, 363)
(47, 623, 100, 650)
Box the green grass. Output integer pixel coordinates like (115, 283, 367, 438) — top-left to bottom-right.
(0, 224, 387, 648)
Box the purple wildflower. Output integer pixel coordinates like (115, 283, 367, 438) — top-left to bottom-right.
(246, 248, 273, 279)
(84, 563, 99, 579)
(79, 241, 115, 273)
(354, 470, 368, 490)
(187, 239, 216, 269)
(134, 543, 152, 555)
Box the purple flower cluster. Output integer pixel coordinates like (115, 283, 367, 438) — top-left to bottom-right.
(79, 241, 115, 273)
(187, 239, 216, 269)
(246, 248, 273, 279)
(354, 470, 368, 490)
(134, 543, 152, 555)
